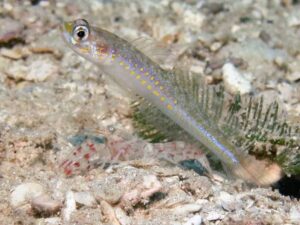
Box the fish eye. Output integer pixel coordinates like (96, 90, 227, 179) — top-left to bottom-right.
(73, 25, 89, 42)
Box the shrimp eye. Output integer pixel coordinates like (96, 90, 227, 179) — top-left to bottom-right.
(73, 25, 89, 42)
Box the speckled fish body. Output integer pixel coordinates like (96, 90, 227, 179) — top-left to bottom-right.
(62, 19, 282, 185)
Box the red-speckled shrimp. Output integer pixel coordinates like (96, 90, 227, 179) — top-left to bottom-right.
(59, 127, 211, 176)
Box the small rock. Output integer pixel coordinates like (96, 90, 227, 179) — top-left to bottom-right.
(219, 38, 288, 77)
(40, 1, 50, 7)
(173, 204, 201, 215)
(288, 14, 300, 27)
(114, 207, 131, 225)
(44, 217, 62, 224)
(184, 215, 202, 225)
(190, 64, 204, 74)
(218, 191, 239, 212)
(206, 211, 225, 221)
(277, 82, 293, 102)
(208, 59, 225, 70)
(203, 3, 224, 14)
(93, 179, 124, 205)
(281, 0, 293, 7)
(273, 56, 286, 68)
(63, 191, 76, 221)
(6, 58, 58, 82)
(26, 59, 58, 81)
(171, 3, 204, 30)
(74, 192, 96, 207)
(210, 42, 223, 52)
(286, 71, 300, 82)
(222, 63, 252, 95)
(259, 30, 271, 44)
(30, 46, 62, 59)
(229, 57, 246, 68)
(286, 61, 300, 81)
(10, 183, 45, 208)
(0, 48, 23, 60)
(31, 194, 62, 215)
(120, 175, 162, 210)
(0, 18, 24, 45)
(290, 206, 300, 223)
(183, 9, 205, 29)
(3, 2, 13, 11)
(142, 175, 162, 197)
(100, 200, 120, 225)
(180, 175, 212, 199)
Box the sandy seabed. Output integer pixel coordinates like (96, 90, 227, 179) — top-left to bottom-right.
(0, 0, 299, 224)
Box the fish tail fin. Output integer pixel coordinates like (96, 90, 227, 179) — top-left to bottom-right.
(231, 155, 283, 186)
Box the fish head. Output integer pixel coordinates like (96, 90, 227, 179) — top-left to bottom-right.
(62, 19, 91, 55)
(61, 19, 112, 64)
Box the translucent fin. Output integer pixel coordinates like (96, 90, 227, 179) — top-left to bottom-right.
(130, 36, 185, 69)
(231, 155, 283, 186)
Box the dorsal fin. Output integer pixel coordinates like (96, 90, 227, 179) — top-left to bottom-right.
(130, 36, 186, 69)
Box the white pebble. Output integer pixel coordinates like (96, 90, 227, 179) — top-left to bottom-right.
(114, 207, 132, 225)
(206, 211, 224, 221)
(31, 194, 61, 215)
(290, 206, 300, 223)
(183, 10, 205, 29)
(63, 191, 76, 221)
(288, 15, 300, 27)
(10, 182, 45, 208)
(6, 59, 58, 82)
(218, 191, 238, 212)
(142, 175, 161, 190)
(222, 63, 252, 95)
(173, 204, 202, 215)
(44, 217, 62, 225)
(210, 42, 223, 52)
(27, 59, 58, 82)
(287, 71, 300, 82)
(74, 192, 96, 207)
(3, 3, 13, 11)
(184, 215, 202, 225)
